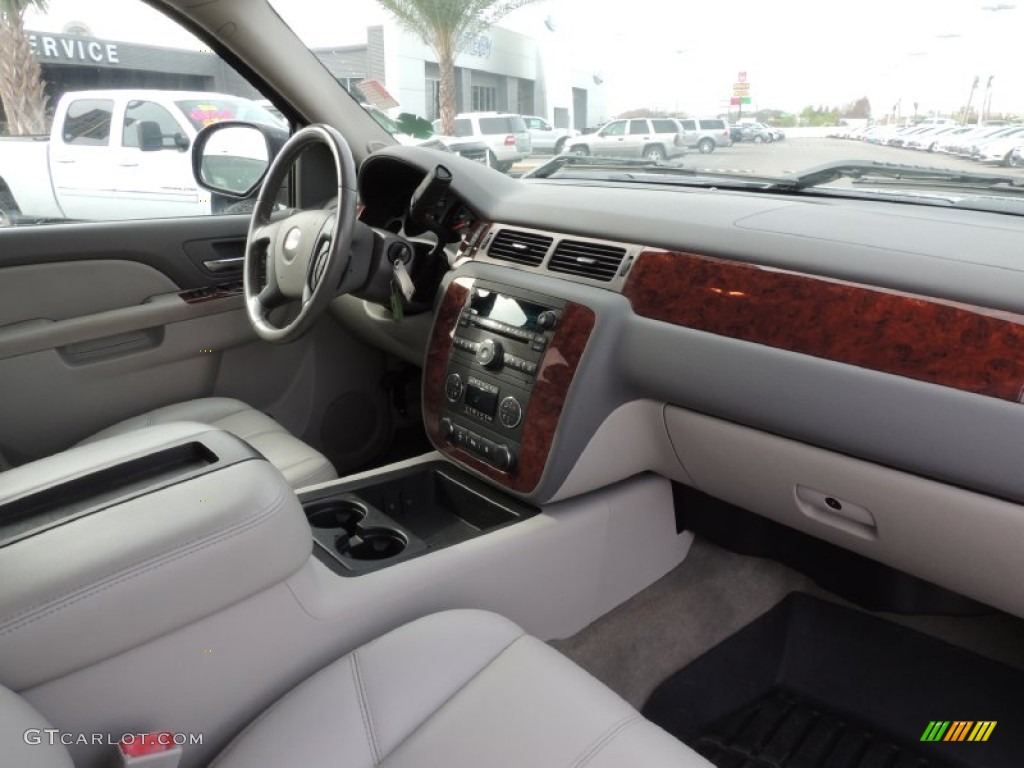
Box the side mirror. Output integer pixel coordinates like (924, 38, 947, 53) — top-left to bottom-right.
(137, 121, 165, 152)
(191, 120, 283, 198)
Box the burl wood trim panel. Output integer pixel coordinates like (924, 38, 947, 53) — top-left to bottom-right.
(622, 249, 1024, 403)
(424, 281, 596, 494)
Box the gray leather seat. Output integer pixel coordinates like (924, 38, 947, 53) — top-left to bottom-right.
(1, 610, 708, 767)
(79, 397, 336, 489)
(212, 609, 709, 768)
(1, 684, 73, 768)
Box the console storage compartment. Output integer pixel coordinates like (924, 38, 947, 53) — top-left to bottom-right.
(0, 423, 311, 689)
(299, 460, 537, 575)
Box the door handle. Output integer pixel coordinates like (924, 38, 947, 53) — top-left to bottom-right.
(54, 158, 75, 164)
(202, 256, 245, 273)
(119, 161, 139, 167)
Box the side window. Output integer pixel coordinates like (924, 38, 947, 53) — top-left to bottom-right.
(703, 119, 725, 130)
(453, 119, 473, 137)
(602, 121, 625, 136)
(651, 119, 678, 133)
(1, 0, 288, 225)
(681, 120, 696, 131)
(123, 101, 185, 149)
(62, 99, 113, 146)
(629, 120, 649, 135)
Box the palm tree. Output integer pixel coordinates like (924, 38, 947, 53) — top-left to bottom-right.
(375, 0, 538, 136)
(0, 0, 49, 135)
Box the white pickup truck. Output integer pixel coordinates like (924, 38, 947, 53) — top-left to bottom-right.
(0, 89, 284, 224)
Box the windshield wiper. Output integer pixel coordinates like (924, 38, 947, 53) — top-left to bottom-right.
(521, 154, 785, 187)
(522, 154, 668, 178)
(783, 160, 1024, 193)
(523, 156, 1024, 202)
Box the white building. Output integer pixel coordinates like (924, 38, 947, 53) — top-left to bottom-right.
(316, 22, 608, 132)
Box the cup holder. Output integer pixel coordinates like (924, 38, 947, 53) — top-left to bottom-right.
(339, 528, 408, 561)
(307, 500, 366, 532)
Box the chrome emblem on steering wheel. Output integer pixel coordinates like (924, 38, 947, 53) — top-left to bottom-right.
(283, 227, 302, 262)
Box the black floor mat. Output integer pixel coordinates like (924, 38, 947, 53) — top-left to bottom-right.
(643, 594, 1023, 768)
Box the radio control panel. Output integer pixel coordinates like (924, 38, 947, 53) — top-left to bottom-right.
(438, 282, 564, 472)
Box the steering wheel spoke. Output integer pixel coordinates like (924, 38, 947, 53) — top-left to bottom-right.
(250, 219, 280, 245)
(258, 278, 287, 310)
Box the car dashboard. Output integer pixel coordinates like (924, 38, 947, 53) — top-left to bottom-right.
(347, 144, 1024, 618)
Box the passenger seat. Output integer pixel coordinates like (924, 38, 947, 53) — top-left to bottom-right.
(2, 610, 711, 767)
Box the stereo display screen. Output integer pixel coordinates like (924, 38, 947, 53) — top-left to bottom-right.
(469, 289, 546, 331)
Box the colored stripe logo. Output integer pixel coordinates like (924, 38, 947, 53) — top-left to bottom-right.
(921, 721, 997, 742)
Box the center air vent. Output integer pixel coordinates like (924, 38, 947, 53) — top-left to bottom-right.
(487, 229, 553, 266)
(547, 240, 627, 282)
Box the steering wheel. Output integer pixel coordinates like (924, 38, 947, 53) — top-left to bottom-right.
(244, 124, 358, 343)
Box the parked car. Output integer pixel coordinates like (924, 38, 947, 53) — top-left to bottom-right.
(431, 112, 531, 172)
(0, 89, 282, 222)
(362, 104, 490, 164)
(678, 117, 732, 153)
(738, 123, 774, 143)
(901, 125, 946, 150)
(521, 115, 579, 154)
(973, 130, 1024, 165)
(949, 124, 1020, 156)
(566, 117, 686, 161)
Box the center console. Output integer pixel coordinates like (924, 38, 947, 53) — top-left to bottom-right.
(424, 278, 596, 495)
(0, 423, 311, 688)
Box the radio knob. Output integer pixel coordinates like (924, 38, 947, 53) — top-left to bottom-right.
(499, 396, 523, 429)
(440, 417, 455, 439)
(445, 373, 464, 402)
(538, 310, 558, 330)
(476, 338, 504, 369)
(493, 444, 515, 471)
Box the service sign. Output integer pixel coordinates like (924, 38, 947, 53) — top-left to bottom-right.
(29, 33, 120, 65)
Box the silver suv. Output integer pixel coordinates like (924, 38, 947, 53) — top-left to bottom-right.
(678, 118, 733, 154)
(432, 112, 531, 172)
(566, 118, 685, 162)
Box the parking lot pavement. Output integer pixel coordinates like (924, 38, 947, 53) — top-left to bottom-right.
(511, 139, 1024, 179)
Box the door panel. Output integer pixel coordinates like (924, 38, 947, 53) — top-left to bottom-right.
(0, 260, 177, 327)
(0, 215, 397, 473)
(0, 216, 256, 461)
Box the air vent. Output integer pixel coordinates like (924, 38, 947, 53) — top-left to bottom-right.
(547, 240, 627, 282)
(487, 229, 553, 266)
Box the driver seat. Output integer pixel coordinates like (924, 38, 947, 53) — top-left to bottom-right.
(77, 397, 337, 489)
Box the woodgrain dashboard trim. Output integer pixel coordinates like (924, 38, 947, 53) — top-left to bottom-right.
(424, 280, 596, 493)
(622, 249, 1024, 403)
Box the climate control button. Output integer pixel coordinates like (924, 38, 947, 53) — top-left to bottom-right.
(498, 396, 523, 429)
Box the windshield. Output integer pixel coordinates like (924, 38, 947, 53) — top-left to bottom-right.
(268, 0, 1022, 206)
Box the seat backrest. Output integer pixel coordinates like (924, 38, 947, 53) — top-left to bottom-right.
(0, 684, 73, 768)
